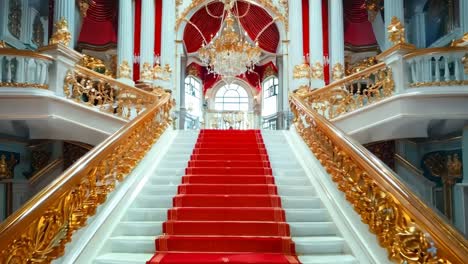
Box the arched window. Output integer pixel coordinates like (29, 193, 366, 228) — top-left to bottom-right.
(184, 76, 202, 117)
(215, 84, 249, 111)
(262, 77, 278, 117)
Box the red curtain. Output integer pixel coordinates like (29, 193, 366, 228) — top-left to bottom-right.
(301, 0, 309, 58)
(77, 0, 118, 49)
(154, 0, 163, 59)
(133, 0, 142, 81)
(344, 0, 377, 46)
(322, 0, 329, 85)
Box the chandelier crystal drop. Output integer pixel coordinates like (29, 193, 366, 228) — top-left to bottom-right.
(198, 3, 262, 78)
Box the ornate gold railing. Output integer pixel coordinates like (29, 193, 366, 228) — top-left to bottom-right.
(0, 92, 174, 263)
(64, 65, 156, 119)
(297, 62, 394, 120)
(290, 93, 468, 264)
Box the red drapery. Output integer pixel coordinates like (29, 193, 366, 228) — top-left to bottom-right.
(77, 0, 118, 49)
(154, 0, 163, 59)
(301, 0, 309, 58)
(322, 0, 329, 85)
(344, 0, 377, 46)
(133, 0, 142, 81)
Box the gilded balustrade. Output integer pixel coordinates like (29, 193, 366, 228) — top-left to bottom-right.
(64, 65, 156, 120)
(297, 63, 394, 120)
(0, 91, 174, 263)
(404, 47, 468, 88)
(204, 110, 258, 129)
(0, 48, 53, 89)
(289, 93, 468, 264)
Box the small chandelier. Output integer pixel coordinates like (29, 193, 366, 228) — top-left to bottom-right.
(198, 1, 262, 78)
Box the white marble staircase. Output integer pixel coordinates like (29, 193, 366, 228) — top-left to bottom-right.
(93, 131, 199, 264)
(262, 130, 358, 264)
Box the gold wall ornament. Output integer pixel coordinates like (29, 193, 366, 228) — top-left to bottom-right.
(0, 92, 174, 264)
(387, 16, 406, 45)
(331, 63, 344, 80)
(8, 0, 22, 39)
(293, 63, 311, 79)
(346, 56, 378, 75)
(118, 60, 132, 79)
(289, 94, 468, 264)
(364, 0, 383, 22)
(0, 154, 17, 180)
(49, 18, 72, 46)
(263, 64, 276, 80)
(79, 55, 111, 76)
(77, 0, 90, 18)
(310, 62, 324, 80)
(0, 41, 7, 48)
(140, 62, 153, 82)
(0, 82, 48, 89)
(424, 153, 463, 220)
(32, 16, 44, 47)
(153, 64, 172, 81)
(64, 65, 155, 119)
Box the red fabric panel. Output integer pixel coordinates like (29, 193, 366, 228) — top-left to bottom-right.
(183, 2, 224, 53)
(236, 1, 279, 53)
(344, 0, 377, 46)
(301, 0, 309, 58)
(133, 0, 142, 81)
(77, 0, 118, 47)
(154, 0, 163, 58)
(322, 0, 329, 85)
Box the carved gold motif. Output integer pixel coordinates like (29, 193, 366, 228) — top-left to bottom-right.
(346, 56, 378, 75)
(388, 16, 406, 45)
(263, 64, 276, 80)
(363, 0, 382, 22)
(64, 66, 155, 119)
(118, 60, 132, 79)
(331, 63, 344, 81)
(310, 62, 324, 80)
(33, 16, 44, 47)
(140, 62, 153, 82)
(8, 0, 22, 39)
(79, 55, 112, 76)
(0, 92, 173, 264)
(77, 0, 90, 17)
(0, 154, 17, 180)
(0, 41, 7, 48)
(289, 94, 467, 264)
(293, 63, 311, 79)
(153, 64, 172, 81)
(49, 18, 72, 46)
(298, 63, 394, 120)
(462, 53, 468, 74)
(409, 80, 468, 88)
(187, 64, 201, 78)
(0, 82, 48, 89)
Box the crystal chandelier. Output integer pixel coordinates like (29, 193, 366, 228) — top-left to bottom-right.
(198, 1, 262, 78)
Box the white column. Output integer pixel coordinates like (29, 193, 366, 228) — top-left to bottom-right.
(117, 0, 134, 84)
(161, 0, 176, 70)
(53, 0, 75, 48)
(140, 0, 155, 81)
(309, 0, 325, 88)
(384, 0, 404, 49)
(289, 0, 307, 90)
(329, 0, 344, 82)
(461, 0, 468, 34)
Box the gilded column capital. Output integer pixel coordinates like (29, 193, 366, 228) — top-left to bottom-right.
(118, 60, 132, 79)
(331, 63, 344, 81)
(49, 18, 72, 46)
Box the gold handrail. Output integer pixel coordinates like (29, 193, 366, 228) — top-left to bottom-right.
(28, 158, 65, 185)
(0, 92, 174, 263)
(64, 65, 158, 119)
(403, 47, 468, 60)
(297, 62, 394, 120)
(290, 93, 468, 264)
(0, 48, 54, 61)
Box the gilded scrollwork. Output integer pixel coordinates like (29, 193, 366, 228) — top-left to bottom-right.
(49, 18, 72, 46)
(63, 68, 154, 119)
(118, 60, 132, 79)
(388, 16, 406, 45)
(8, 0, 22, 39)
(331, 63, 344, 81)
(0, 93, 173, 263)
(300, 65, 394, 120)
(289, 95, 454, 264)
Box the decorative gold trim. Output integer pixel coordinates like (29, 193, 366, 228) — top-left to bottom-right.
(49, 18, 72, 46)
(0, 82, 48, 89)
(0, 40, 8, 48)
(140, 62, 153, 82)
(387, 16, 406, 46)
(28, 158, 64, 185)
(118, 60, 132, 79)
(293, 63, 310, 79)
(0, 91, 174, 263)
(331, 63, 344, 81)
(290, 93, 468, 264)
(409, 80, 468, 87)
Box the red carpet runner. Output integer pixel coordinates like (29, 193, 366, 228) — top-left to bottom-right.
(147, 130, 300, 264)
